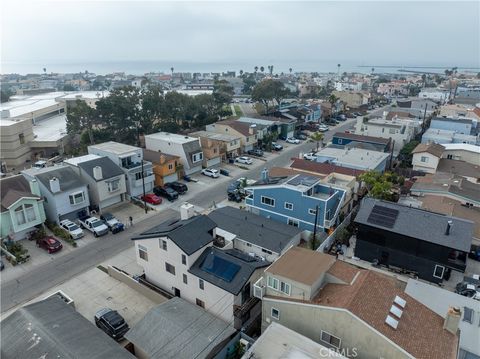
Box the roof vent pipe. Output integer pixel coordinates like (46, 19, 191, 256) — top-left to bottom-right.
(445, 220, 453, 236)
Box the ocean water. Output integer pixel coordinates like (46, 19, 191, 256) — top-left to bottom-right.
(1, 60, 477, 76)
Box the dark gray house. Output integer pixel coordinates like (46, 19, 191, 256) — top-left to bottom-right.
(354, 197, 474, 284)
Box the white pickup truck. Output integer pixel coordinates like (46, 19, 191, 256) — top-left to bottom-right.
(78, 215, 109, 237)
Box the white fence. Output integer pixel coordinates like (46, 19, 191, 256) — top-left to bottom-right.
(317, 205, 358, 253)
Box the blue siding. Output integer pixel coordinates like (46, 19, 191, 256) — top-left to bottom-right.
(430, 119, 472, 134)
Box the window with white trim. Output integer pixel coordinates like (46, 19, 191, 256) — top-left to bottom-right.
(271, 307, 280, 320)
(320, 331, 341, 349)
(107, 179, 120, 192)
(261, 196, 275, 207)
(280, 281, 291, 295)
(192, 152, 203, 163)
(14, 204, 36, 225)
(420, 156, 429, 163)
(69, 191, 85, 205)
(161, 239, 167, 251)
(267, 276, 279, 290)
(183, 274, 188, 284)
(138, 245, 148, 261)
(284, 202, 293, 210)
(308, 208, 317, 215)
(433, 265, 445, 279)
(199, 279, 205, 290)
(181, 254, 187, 265)
(168, 163, 174, 170)
(165, 262, 176, 275)
(288, 218, 299, 227)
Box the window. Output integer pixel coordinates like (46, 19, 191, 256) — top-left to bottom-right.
(15, 206, 26, 225)
(321, 331, 341, 349)
(107, 179, 120, 192)
(168, 163, 174, 170)
(267, 276, 279, 290)
(183, 274, 188, 284)
(271, 307, 280, 320)
(24, 204, 36, 222)
(199, 279, 204, 290)
(14, 204, 37, 225)
(338, 139, 343, 144)
(433, 265, 445, 279)
(284, 202, 293, 210)
(280, 281, 291, 295)
(288, 218, 299, 227)
(246, 243, 252, 247)
(246, 137, 249, 142)
(181, 254, 187, 265)
(308, 208, 317, 215)
(389, 128, 396, 134)
(165, 262, 176, 275)
(463, 307, 473, 323)
(447, 154, 453, 159)
(262, 248, 273, 255)
(192, 152, 203, 163)
(19, 133, 25, 144)
(261, 196, 275, 207)
(382, 128, 385, 133)
(69, 192, 85, 205)
(138, 245, 148, 261)
(134, 172, 143, 181)
(420, 156, 429, 163)
(196, 298, 205, 308)
(161, 239, 167, 251)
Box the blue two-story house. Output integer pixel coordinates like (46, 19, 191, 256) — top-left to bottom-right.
(245, 170, 346, 232)
(331, 132, 392, 153)
(430, 117, 474, 135)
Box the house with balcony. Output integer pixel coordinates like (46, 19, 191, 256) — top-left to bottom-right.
(22, 166, 90, 223)
(144, 132, 204, 175)
(189, 131, 241, 161)
(64, 154, 127, 212)
(142, 149, 180, 186)
(1, 175, 46, 241)
(253, 246, 459, 359)
(206, 120, 258, 152)
(244, 170, 346, 232)
(354, 197, 474, 284)
(131, 206, 270, 330)
(88, 141, 154, 198)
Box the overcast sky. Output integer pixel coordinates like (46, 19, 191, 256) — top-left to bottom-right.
(1, 1, 479, 73)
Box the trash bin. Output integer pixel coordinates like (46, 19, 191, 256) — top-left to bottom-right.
(220, 169, 230, 176)
(228, 158, 235, 164)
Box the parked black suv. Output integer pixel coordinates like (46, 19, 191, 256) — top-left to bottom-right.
(247, 148, 264, 157)
(153, 186, 179, 201)
(94, 308, 129, 341)
(165, 181, 188, 195)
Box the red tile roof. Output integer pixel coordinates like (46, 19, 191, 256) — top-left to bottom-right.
(290, 158, 365, 177)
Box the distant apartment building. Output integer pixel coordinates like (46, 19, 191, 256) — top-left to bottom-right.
(418, 88, 450, 103)
(332, 91, 370, 109)
(88, 141, 155, 198)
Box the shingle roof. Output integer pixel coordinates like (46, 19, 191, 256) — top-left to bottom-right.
(1, 175, 40, 212)
(189, 247, 269, 295)
(411, 143, 445, 157)
(290, 158, 365, 177)
(412, 173, 480, 203)
(34, 166, 84, 194)
(313, 268, 458, 359)
(77, 156, 124, 181)
(124, 297, 236, 359)
(208, 206, 302, 253)
(354, 197, 473, 251)
(216, 120, 256, 137)
(132, 215, 216, 255)
(436, 159, 480, 179)
(333, 132, 391, 145)
(0, 297, 134, 359)
(266, 247, 336, 286)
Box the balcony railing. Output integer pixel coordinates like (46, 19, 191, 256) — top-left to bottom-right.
(233, 296, 260, 319)
(253, 277, 265, 299)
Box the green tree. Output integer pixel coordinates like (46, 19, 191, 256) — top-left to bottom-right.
(63, 84, 76, 91)
(213, 79, 234, 107)
(66, 100, 97, 145)
(260, 66, 265, 73)
(1, 88, 13, 103)
(398, 140, 420, 167)
(251, 79, 289, 115)
(359, 170, 404, 201)
(309, 131, 324, 152)
(242, 73, 256, 95)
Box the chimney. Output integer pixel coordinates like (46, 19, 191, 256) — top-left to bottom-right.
(443, 306, 461, 334)
(49, 177, 60, 193)
(29, 179, 41, 196)
(445, 220, 453, 235)
(93, 166, 103, 180)
(261, 168, 269, 182)
(180, 202, 195, 220)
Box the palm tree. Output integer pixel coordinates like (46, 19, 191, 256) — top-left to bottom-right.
(170, 67, 174, 75)
(289, 68, 293, 75)
(310, 131, 324, 152)
(254, 66, 258, 73)
(239, 69, 243, 77)
(43, 67, 46, 76)
(260, 66, 265, 73)
(421, 74, 427, 88)
(269, 65, 274, 75)
(371, 67, 375, 76)
(337, 63, 341, 76)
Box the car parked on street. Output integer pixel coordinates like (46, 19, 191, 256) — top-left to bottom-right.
(202, 168, 220, 178)
(303, 152, 318, 161)
(153, 186, 179, 202)
(235, 156, 253, 165)
(271, 142, 283, 151)
(469, 245, 480, 261)
(317, 124, 329, 132)
(247, 148, 264, 157)
(141, 193, 162, 205)
(296, 133, 308, 140)
(100, 213, 121, 230)
(59, 219, 84, 240)
(37, 236, 63, 254)
(78, 214, 109, 237)
(94, 308, 130, 341)
(286, 137, 300, 144)
(165, 181, 188, 194)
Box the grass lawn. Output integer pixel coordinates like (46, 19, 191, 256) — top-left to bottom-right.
(234, 105, 243, 116)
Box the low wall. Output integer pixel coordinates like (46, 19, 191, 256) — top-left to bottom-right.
(318, 205, 358, 253)
(107, 265, 169, 304)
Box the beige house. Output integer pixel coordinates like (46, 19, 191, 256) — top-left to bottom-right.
(206, 119, 258, 152)
(254, 247, 459, 359)
(332, 91, 370, 109)
(442, 143, 480, 165)
(412, 143, 445, 173)
(0, 118, 35, 170)
(189, 130, 241, 162)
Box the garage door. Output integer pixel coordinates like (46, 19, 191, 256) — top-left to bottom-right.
(100, 195, 122, 210)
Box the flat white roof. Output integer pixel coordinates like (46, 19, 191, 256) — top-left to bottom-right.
(442, 143, 480, 154)
(64, 154, 101, 166)
(168, 89, 212, 96)
(189, 130, 240, 142)
(317, 147, 390, 169)
(0, 98, 62, 118)
(88, 141, 141, 156)
(145, 132, 199, 144)
(31, 114, 68, 143)
(243, 322, 346, 359)
(405, 279, 480, 356)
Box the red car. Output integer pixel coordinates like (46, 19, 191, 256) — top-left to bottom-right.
(141, 193, 162, 205)
(37, 236, 63, 254)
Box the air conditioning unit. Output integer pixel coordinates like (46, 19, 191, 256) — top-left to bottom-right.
(239, 338, 251, 351)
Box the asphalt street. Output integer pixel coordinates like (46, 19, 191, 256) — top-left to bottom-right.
(0, 119, 356, 314)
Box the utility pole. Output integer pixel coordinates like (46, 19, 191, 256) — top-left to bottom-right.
(312, 205, 320, 250)
(135, 120, 148, 214)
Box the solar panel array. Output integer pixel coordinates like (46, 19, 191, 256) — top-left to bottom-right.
(367, 205, 399, 228)
(201, 254, 241, 282)
(287, 174, 318, 187)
